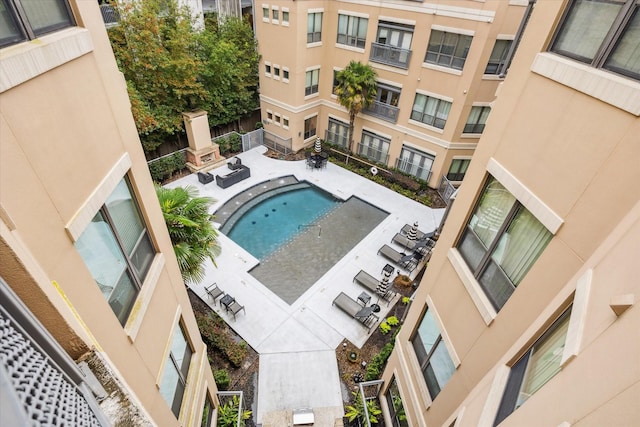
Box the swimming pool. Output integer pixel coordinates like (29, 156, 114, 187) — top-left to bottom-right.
(226, 184, 340, 260)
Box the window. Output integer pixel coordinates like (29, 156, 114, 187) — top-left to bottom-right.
(274, 114, 281, 125)
(75, 177, 155, 326)
(282, 10, 289, 24)
(550, 0, 640, 80)
(265, 64, 271, 75)
(365, 83, 401, 122)
(271, 7, 278, 22)
(358, 131, 390, 163)
(485, 39, 512, 75)
(307, 12, 322, 43)
(274, 66, 280, 78)
(304, 116, 317, 139)
(464, 106, 491, 134)
(283, 69, 289, 80)
(411, 307, 455, 399)
(371, 21, 413, 68)
(201, 394, 214, 427)
(337, 14, 368, 49)
(494, 308, 572, 425)
(266, 111, 273, 121)
(410, 93, 452, 129)
(385, 377, 409, 427)
(262, 7, 269, 20)
(326, 117, 349, 148)
(160, 322, 193, 418)
(447, 159, 471, 181)
(397, 146, 434, 181)
(425, 30, 473, 70)
(457, 176, 553, 311)
(305, 69, 319, 96)
(1, 0, 75, 48)
(332, 70, 339, 94)
(283, 117, 289, 128)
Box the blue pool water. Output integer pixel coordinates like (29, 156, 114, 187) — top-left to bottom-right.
(227, 186, 339, 260)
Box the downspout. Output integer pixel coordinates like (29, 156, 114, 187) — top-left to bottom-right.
(499, 0, 537, 78)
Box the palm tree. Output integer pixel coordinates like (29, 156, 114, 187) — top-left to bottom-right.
(334, 60, 377, 154)
(155, 184, 221, 284)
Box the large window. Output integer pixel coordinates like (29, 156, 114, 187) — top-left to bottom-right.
(365, 83, 401, 122)
(457, 176, 553, 310)
(326, 117, 349, 148)
(307, 12, 322, 43)
(75, 177, 155, 325)
(425, 29, 473, 70)
(358, 131, 389, 163)
(411, 307, 456, 400)
(1, 0, 75, 48)
(337, 14, 368, 49)
(305, 69, 319, 96)
(385, 377, 409, 427)
(485, 39, 513, 75)
(160, 322, 193, 418)
(550, 0, 640, 80)
(410, 93, 452, 129)
(397, 146, 434, 181)
(304, 116, 317, 140)
(371, 21, 413, 68)
(464, 106, 491, 134)
(447, 159, 471, 182)
(494, 308, 572, 425)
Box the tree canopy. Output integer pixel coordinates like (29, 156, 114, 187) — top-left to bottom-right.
(334, 61, 378, 154)
(108, 0, 260, 153)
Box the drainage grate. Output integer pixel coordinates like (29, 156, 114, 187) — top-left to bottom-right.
(0, 311, 104, 426)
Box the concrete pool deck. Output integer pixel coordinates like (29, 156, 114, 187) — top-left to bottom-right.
(166, 146, 445, 426)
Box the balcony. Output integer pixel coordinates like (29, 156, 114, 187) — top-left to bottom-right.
(364, 100, 400, 123)
(369, 42, 412, 69)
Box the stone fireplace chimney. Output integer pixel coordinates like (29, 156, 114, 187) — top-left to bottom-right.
(183, 110, 223, 172)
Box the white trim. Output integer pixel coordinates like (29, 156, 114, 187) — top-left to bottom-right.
(65, 154, 132, 242)
(431, 24, 475, 37)
(452, 155, 473, 160)
(306, 41, 322, 48)
(124, 254, 165, 341)
(561, 269, 592, 367)
(487, 158, 564, 233)
(335, 43, 366, 54)
(477, 365, 511, 427)
(531, 52, 640, 116)
(377, 77, 403, 89)
(1, 28, 93, 93)
(337, 0, 494, 23)
(337, 9, 369, 19)
(470, 101, 492, 107)
(303, 112, 318, 121)
(401, 141, 437, 158)
(496, 34, 516, 41)
(448, 248, 497, 325)
(408, 119, 446, 135)
(482, 74, 504, 81)
(422, 62, 464, 76)
(305, 65, 321, 72)
(378, 16, 416, 26)
(362, 126, 392, 140)
(307, 7, 324, 13)
(395, 341, 429, 426)
(371, 62, 410, 76)
(509, 0, 529, 5)
(156, 307, 183, 387)
(426, 295, 461, 367)
(415, 88, 454, 103)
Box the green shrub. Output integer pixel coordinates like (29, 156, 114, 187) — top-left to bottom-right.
(217, 395, 251, 427)
(229, 133, 242, 152)
(386, 316, 399, 326)
(214, 369, 230, 390)
(148, 152, 186, 182)
(217, 136, 230, 155)
(365, 341, 396, 381)
(195, 312, 247, 367)
(379, 321, 391, 335)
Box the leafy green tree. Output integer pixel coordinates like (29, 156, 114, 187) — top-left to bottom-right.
(155, 185, 220, 284)
(197, 17, 260, 127)
(108, 0, 207, 152)
(334, 61, 378, 154)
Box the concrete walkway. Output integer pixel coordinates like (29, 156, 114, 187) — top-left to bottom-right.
(167, 146, 444, 426)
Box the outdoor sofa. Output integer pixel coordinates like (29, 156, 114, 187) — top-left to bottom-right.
(216, 165, 250, 189)
(198, 171, 215, 184)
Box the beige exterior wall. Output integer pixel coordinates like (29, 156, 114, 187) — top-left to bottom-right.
(0, 1, 217, 426)
(256, 0, 527, 187)
(381, 0, 640, 426)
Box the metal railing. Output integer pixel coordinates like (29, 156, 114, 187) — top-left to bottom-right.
(438, 175, 457, 204)
(356, 142, 390, 165)
(325, 129, 349, 150)
(263, 129, 293, 155)
(364, 100, 400, 123)
(395, 157, 432, 182)
(369, 42, 412, 69)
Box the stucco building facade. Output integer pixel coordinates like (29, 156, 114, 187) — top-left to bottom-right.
(0, 0, 218, 425)
(378, 0, 640, 426)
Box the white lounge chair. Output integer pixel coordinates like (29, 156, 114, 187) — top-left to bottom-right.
(353, 270, 395, 305)
(377, 244, 418, 272)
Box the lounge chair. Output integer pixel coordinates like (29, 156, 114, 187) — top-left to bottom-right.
(205, 283, 225, 305)
(400, 224, 434, 241)
(332, 292, 379, 331)
(392, 233, 436, 254)
(377, 244, 418, 272)
(353, 270, 396, 305)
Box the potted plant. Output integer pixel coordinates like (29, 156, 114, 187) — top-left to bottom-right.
(393, 274, 412, 287)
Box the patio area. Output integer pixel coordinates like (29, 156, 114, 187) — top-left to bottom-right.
(166, 145, 445, 426)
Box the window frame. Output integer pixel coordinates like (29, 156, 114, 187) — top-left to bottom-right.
(337, 14, 368, 49)
(447, 158, 471, 182)
(425, 29, 473, 71)
(304, 115, 317, 140)
(307, 12, 323, 44)
(463, 105, 491, 134)
(494, 308, 572, 425)
(326, 117, 349, 148)
(385, 376, 409, 427)
(305, 68, 320, 96)
(397, 145, 434, 182)
(485, 39, 513, 75)
(1, 0, 76, 48)
(160, 321, 193, 418)
(358, 130, 390, 163)
(410, 93, 452, 130)
(549, 0, 640, 81)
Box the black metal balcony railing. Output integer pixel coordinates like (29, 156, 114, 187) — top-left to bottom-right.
(325, 130, 348, 149)
(357, 142, 389, 164)
(100, 4, 119, 26)
(369, 42, 412, 69)
(364, 100, 400, 123)
(395, 158, 432, 182)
